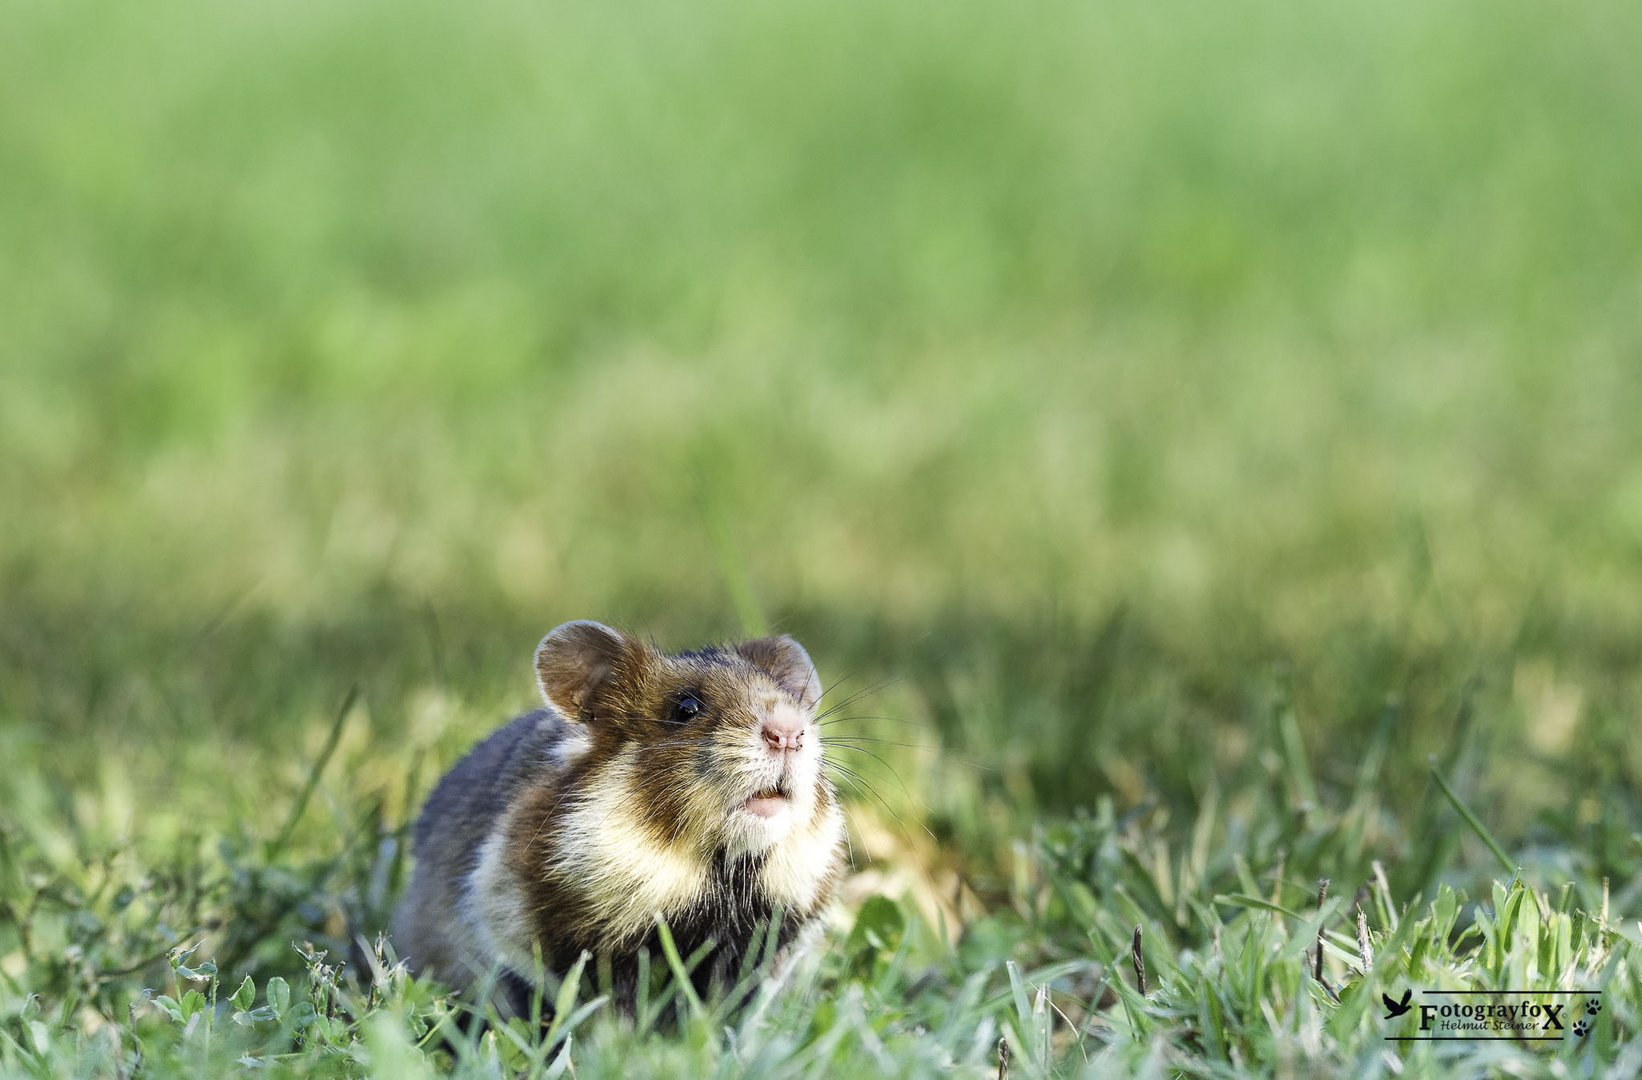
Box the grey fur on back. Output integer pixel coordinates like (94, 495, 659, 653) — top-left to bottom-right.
(411, 711, 556, 855)
(393, 710, 565, 988)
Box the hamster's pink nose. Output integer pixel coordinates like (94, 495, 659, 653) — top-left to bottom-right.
(761, 715, 804, 753)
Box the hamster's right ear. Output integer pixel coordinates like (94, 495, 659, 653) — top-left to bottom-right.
(535, 621, 634, 721)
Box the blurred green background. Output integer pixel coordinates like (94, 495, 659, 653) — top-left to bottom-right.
(3, 0, 1641, 891)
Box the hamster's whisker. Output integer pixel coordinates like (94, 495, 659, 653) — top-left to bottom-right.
(822, 762, 877, 802)
(823, 735, 937, 752)
(823, 760, 898, 810)
(814, 667, 861, 709)
(821, 756, 872, 786)
(814, 694, 880, 724)
(823, 721, 998, 777)
(813, 674, 902, 723)
(823, 745, 913, 800)
(823, 760, 933, 842)
(828, 735, 997, 776)
(819, 713, 926, 729)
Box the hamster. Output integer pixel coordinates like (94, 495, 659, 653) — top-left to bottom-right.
(390, 621, 847, 1013)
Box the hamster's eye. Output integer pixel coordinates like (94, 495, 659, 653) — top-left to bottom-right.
(670, 694, 702, 724)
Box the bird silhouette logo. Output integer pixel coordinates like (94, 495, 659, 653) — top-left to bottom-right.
(1382, 989, 1413, 1020)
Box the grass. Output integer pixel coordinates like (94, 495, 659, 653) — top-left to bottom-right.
(3, 0, 1641, 1074)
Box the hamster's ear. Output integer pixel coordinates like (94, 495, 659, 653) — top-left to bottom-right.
(735, 635, 823, 711)
(535, 621, 635, 721)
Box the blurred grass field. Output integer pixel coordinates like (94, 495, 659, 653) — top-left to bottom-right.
(3, 0, 1642, 1074)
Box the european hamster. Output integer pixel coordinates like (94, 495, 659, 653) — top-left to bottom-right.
(391, 621, 847, 1012)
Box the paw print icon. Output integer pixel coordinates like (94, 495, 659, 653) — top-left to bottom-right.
(1584, 998, 1602, 1017)
(1573, 1020, 1589, 1038)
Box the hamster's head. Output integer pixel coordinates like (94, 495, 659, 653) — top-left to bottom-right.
(535, 621, 835, 858)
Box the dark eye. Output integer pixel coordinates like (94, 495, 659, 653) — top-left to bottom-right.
(671, 694, 702, 724)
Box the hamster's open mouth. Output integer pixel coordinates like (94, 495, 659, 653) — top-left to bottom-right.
(742, 781, 791, 819)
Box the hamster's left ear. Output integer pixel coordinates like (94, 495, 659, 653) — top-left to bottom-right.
(736, 635, 823, 711)
(535, 620, 638, 721)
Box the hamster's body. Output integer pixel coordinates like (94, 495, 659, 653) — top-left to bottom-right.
(391, 623, 846, 1010)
